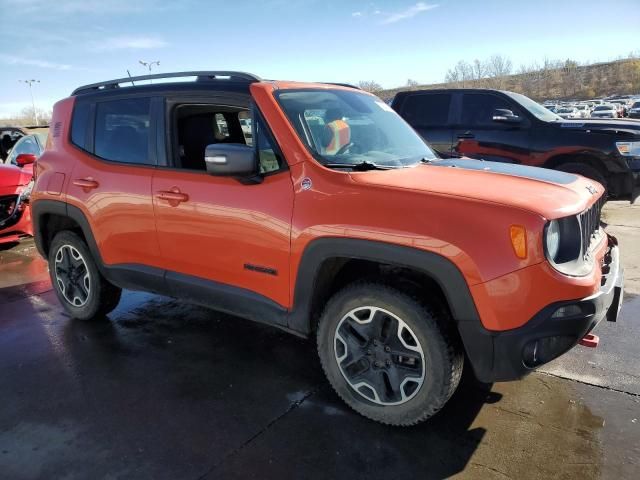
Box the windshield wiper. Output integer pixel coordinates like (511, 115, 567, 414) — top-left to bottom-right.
(323, 161, 396, 171)
(420, 157, 436, 164)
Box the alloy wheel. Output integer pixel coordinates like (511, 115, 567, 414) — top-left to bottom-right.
(54, 244, 91, 307)
(334, 306, 425, 405)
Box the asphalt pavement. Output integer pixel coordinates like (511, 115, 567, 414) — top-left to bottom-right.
(0, 202, 638, 479)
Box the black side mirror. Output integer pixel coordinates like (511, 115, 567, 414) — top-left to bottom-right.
(204, 144, 258, 180)
(492, 109, 521, 124)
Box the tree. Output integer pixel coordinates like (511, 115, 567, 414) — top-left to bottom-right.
(357, 80, 383, 93)
(486, 55, 513, 89)
(406, 78, 419, 88)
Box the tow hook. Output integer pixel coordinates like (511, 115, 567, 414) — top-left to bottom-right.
(579, 333, 599, 348)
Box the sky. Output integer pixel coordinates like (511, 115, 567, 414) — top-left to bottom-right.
(1, 0, 639, 117)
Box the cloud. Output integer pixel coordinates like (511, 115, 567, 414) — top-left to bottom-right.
(92, 36, 168, 51)
(352, 11, 362, 17)
(0, 54, 72, 70)
(381, 2, 438, 24)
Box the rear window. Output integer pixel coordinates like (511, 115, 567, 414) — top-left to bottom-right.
(94, 98, 151, 164)
(399, 93, 451, 127)
(71, 102, 90, 150)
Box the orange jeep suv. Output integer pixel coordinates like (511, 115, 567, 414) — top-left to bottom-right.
(31, 71, 624, 426)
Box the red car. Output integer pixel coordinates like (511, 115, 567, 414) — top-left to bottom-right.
(0, 150, 37, 244)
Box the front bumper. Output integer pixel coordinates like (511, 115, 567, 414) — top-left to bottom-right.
(460, 237, 623, 383)
(0, 195, 32, 243)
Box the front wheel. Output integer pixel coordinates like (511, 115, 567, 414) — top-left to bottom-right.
(49, 231, 122, 320)
(317, 282, 463, 426)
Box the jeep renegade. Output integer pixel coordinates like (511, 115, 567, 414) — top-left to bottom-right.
(31, 71, 623, 426)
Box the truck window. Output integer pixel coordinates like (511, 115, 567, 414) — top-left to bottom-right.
(94, 98, 151, 165)
(461, 93, 517, 127)
(400, 93, 451, 127)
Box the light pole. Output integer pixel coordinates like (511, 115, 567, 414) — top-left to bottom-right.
(139, 60, 160, 83)
(19, 79, 40, 125)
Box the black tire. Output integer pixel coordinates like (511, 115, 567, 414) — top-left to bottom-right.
(317, 282, 463, 426)
(48, 231, 122, 320)
(557, 162, 608, 193)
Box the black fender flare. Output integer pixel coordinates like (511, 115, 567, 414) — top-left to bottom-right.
(287, 238, 496, 380)
(287, 238, 481, 332)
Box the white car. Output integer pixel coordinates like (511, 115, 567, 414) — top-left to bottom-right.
(590, 104, 618, 119)
(574, 104, 591, 118)
(556, 106, 581, 119)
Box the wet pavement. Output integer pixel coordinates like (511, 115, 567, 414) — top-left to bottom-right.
(0, 202, 639, 479)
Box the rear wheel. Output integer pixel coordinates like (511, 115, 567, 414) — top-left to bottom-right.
(317, 282, 463, 426)
(49, 231, 122, 320)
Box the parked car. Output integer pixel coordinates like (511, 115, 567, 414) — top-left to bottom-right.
(392, 89, 640, 201)
(628, 101, 640, 119)
(544, 104, 558, 113)
(4, 132, 47, 166)
(556, 106, 581, 119)
(0, 150, 37, 244)
(32, 71, 623, 426)
(575, 104, 591, 118)
(590, 104, 619, 119)
(0, 126, 48, 161)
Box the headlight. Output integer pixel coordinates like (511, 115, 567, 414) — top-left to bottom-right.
(544, 217, 583, 274)
(545, 220, 560, 260)
(19, 179, 34, 202)
(616, 141, 640, 156)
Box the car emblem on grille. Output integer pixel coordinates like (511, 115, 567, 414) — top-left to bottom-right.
(586, 185, 598, 195)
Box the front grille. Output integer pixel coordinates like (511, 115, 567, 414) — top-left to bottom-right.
(578, 194, 605, 258)
(0, 195, 18, 223)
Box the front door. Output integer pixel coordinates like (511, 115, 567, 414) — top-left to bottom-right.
(452, 92, 531, 164)
(152, 102, 293, 308)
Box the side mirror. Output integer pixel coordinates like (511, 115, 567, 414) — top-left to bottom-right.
(16, 153, 37, 166)
(492, 109, 521, 124)
(204, 143, 257, 179)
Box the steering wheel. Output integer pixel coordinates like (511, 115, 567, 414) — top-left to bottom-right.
(335, 142, 355, 155)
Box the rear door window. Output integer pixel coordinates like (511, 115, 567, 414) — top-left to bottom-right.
(94, 98, 152, 164)
(400, 93, 452, 127)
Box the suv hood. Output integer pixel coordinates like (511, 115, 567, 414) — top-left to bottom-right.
(0, 164, 31, 191)
(349, 159, 601, 220)
(555, 118, 640, 136)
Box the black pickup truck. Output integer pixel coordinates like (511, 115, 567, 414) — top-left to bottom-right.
(392, 89, 640, 202)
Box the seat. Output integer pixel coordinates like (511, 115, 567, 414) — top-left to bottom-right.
(179, 114, 218, 170)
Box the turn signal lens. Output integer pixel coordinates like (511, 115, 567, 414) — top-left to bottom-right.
(510, 225, 527, 259)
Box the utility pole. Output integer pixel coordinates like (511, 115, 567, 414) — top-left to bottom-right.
(19, 79, 40, 125)
(139, 60, 160, 83)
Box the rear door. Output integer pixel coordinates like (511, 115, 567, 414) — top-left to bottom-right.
(394, 92, 454, 158)
(65, 96, 162, 269)
(453, 92, 532, 164)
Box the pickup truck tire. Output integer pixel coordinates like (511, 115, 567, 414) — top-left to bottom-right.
(557, 162, 607, 193)
(317, 282, 463, 426)
(49, 231, 122, 320)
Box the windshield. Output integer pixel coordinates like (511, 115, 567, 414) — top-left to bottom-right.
(504, 91, 561, 121)
(276, 89, 437, 168)
(594, 105, 612, 111)
(632, 102, 640, 108)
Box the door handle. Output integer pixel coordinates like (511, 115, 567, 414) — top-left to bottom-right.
(73, 178, 99, 190)
(156, 189, 189, 204)
(457, 132, 475, 139)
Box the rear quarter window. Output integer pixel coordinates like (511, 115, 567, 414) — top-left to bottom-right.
(71, 101, 91, 150)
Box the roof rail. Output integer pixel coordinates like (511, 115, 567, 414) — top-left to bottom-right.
(72, 71, 262, 95)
